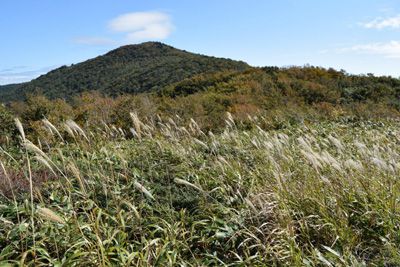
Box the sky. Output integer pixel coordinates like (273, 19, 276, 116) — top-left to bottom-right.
(1, 0, 400, 85)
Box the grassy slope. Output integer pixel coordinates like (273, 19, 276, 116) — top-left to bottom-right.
(1, 115, 400, 266)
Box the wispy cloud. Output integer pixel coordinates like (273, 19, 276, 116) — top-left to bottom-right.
(0, 66, 28, 73)
(361, 15, 400, 29)
(0, 66, 57, 85)
(74, 11, 174, 46)
(340, 41, 400, 58)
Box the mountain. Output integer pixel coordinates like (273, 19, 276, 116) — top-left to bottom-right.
(0, 83, 26, 100)
(0, 42, 250, 102)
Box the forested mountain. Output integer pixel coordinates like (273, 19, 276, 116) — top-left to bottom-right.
(0, 42, 249, 102)
(1, 42, 400, 129)
(0, 83, 26, 101)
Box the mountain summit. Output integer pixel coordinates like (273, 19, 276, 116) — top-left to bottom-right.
(0, 42, 249, 102)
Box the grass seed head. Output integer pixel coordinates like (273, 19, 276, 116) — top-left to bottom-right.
(14, 118, 25, 141)
(37, 206, 65, 224)
(134, 181, 155, 200)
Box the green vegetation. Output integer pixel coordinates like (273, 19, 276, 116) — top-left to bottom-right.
(1, 65, 399, 140)
(1, 43, 400, 265)
(1, 114, 400, 265)
(0, 42, 249, 102)
(0, 104, 14, 144)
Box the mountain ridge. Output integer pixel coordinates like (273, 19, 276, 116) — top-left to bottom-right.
(0, 42, 250, 102)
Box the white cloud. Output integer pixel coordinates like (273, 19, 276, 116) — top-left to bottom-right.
(362, 15, 400, 29)
(73, 11, 174, 46)
(340, 41, 400, 58)
(108, 11, 174, 42)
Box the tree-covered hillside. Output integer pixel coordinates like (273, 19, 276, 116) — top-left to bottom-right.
(0, 42, 249, 102)
(1, 66, 400, 140)
(163, 66, 400, 107)
(0, 83, 26, 101)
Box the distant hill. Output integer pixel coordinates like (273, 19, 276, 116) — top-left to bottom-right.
(0, 83, 26, 101)
(0, 42, 249, 102)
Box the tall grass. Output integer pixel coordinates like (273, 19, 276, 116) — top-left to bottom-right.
(1, 115, 400, 266)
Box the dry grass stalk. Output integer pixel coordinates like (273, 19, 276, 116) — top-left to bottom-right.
(134, 181, 154, 200)
(174, 178, 204, 192)
(42, 119, 64, 141)
(66, 120, 89, 142)
(34, 155, 57, 176)
(68, 163, 86, 194)
(14, 118, 25, 141)
(130, 112, 142, 140)
(37, 206, 65, 224)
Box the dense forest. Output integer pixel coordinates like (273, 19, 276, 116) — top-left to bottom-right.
(0, 42, 249, 102)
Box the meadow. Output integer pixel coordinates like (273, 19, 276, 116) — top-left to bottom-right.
(1, 112, 399, 266)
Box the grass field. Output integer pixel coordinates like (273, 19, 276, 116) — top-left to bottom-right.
(1, 113, 400, 266)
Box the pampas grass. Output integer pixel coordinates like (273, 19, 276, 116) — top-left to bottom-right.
(2, 115, 400, 266)
(130, 112, 142, 140)
(14, 118, 25, 141)
(36, 206, 64, 224)
(174, 178, 204, 192)
(42, 118, 64, 141)
(134, 181, 154, 200)
(66, 120, 89, 142)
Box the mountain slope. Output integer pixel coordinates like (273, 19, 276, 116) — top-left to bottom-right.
(0, 42, 249, 102)
(0, 83, 25, 101)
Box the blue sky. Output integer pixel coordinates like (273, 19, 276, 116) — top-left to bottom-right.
(1, 0, 400, 85)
